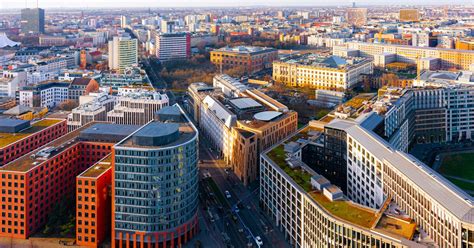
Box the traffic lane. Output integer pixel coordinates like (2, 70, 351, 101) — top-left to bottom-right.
(200, 176, 248, 247)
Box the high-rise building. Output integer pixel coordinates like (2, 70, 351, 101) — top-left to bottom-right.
(346, 8, 367, 27)
(112, 105, 199, 247)
(160, 20, 175, 33)
(20, 8, 45, 34)
(399, 9, 420, 22)
(155, 33, 191, 61)
(120, 16, 128, 28)
(108, 36, 138, 72)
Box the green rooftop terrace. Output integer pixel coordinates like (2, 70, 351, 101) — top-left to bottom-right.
(0, 119, 63, 148)
(309, 191, 377, 228)
(267, 144, 312, 192)
(266, 137, 378, 229)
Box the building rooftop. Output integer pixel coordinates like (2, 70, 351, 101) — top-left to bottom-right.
(340, 119, 474, 223)
(0, 121, 95, 172)
(229, 98, 262, 110)
(214, 46, 277, 55)
(281, 54, 370, 71)
(375, 214, 417, 240)
(0, 119, 63, 149)
(117, 105, 197, 149)
(79, 123, 140, 143)
(78, 154, 112, 178)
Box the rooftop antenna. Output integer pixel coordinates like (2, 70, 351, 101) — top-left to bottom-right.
(36, 0, 39, 8)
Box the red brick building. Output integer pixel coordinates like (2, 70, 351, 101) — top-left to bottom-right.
(0, 123, 112, 239)
(0, 118, 66, 166)
(76, 155, 113, 247)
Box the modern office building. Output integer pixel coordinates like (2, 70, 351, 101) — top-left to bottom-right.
(260, 115, 474, 247)
(0, 118, 66, 166)
(68, 94, 116, 131)
(155, 33, 191, 61)
(188, 77, 297, 185)
(335, 41, 474, 70)
(346, 8, 367, 27)
(112, 105, 199, 247)
(210, 46, 278, 75)
(20, 8, 45, 34)
(273, 55, 373, 91)
(108, 36, 138, 73)
(399, 9, 420, 22)
(107, 91, 169, 125)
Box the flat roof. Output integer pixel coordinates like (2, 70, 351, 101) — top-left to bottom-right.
(375, 215, 417, 240)
(0, 122, 97, 172)
(229, 98, 262, 110)
(78, 154, 112, 178)
(0, 119, 63, 149)
(344, 122, 474, 222)
(254, 111, 283, 122)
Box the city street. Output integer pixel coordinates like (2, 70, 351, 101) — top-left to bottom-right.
(187, 135, 289, 248)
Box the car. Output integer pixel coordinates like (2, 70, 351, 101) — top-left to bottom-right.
(255, 236, 263, 246)
(225, 190, 231, 199)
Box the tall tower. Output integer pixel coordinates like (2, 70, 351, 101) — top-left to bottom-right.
(112, 105, 199, 247)
(20, 8, 45, 34)
(108, 36, 138, 72)
(80, 50, 87, 69)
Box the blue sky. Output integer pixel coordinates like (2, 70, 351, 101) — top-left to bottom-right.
(0, 0, 471, 9)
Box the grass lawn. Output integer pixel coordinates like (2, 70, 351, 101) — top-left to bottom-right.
(439, 153, 474, 181)
(445, 177, 474, 193)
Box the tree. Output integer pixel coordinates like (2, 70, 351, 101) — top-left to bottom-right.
(58, 100, 78, 111)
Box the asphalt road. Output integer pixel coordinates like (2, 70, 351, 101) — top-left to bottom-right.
(197, 136, 289, 248)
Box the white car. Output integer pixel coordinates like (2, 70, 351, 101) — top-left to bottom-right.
(255, 236, 263, 246)
(225, 190, 231, 199)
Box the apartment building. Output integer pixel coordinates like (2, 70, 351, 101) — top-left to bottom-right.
(0, 118, 66, 166)
(188, 76, 297, 185)
(112, 105, 199, 247)
(106, 91, 169, 125)
(210, 46, 278, 75)
(155, 33, 191, 61)
(19, 81, 70, 108)
(336, 41, 474, 70)
(273, 55, 373, 91)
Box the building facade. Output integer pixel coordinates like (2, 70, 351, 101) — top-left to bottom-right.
(155, 33, 191, 61)
(112, 105, 199, 247)
(108, 36, 138, 73)
(210, 46, 278, 75)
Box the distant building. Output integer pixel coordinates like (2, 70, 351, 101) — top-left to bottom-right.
(155, 33, 191, 61)
(210, 46, 278, 75)
(20, 8, 45, 34)
(346, 8, 367, 27)
(39, 35, 66, 46)
(107, 91, 169, 125)
(273, 55, 373, 91)
(108, 36, 138, 73)
(399, 9, 420, 22)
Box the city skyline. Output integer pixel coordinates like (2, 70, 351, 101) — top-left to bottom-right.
(1, 0, 473, 9)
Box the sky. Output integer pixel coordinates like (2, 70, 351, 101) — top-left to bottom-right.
(0, 0, 472, 9)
